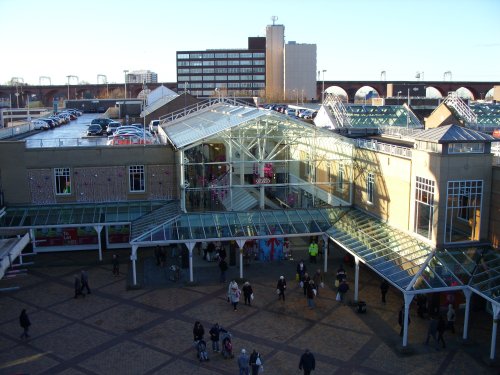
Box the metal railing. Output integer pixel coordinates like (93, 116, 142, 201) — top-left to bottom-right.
(324, 93, 352, 128)
(25, 137, 109, 148)
(356, 138, 413, 159)
(443, 91, 477, 125)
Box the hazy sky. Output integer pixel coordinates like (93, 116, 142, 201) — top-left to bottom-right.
(1, 0, 499, 85)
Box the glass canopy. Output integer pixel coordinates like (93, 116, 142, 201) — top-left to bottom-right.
(0, 201, 169, 228)
(346, 105, 422, 128)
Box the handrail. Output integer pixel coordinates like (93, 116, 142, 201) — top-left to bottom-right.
(356, 138, 412, 159)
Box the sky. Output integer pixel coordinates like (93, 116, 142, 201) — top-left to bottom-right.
(1, 0, 499, 85)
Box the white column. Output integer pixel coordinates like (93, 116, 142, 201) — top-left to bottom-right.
(490, 304, 500, 360)
(402, 294, 415, 347)
(463, 288, 472, 340)
(180, 149, 186, 212)
(354, 256, 360, 302)
(259, 162, 265, 209)
(185, 242, 196, 282)
(236, 239, 246, 279)
(131, 245, 138, 286)
(322, 234, 328, 273)
(94, 225, 103, 261)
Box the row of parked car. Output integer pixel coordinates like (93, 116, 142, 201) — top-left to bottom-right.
(87, 118, 158, 145)
(262, 104, 318, 120)
(31, 109, 82, 130)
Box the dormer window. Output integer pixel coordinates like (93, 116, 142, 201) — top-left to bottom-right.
(448, 143, 484, 154)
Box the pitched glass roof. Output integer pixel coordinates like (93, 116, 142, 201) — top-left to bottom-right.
(130, 208, 347, 245)
(470, 103, 500, 127)
(345, 105, 422, 128)
(0, 201, 169, 228)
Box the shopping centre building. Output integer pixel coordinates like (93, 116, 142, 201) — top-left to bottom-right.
(1, 92, 500, 357)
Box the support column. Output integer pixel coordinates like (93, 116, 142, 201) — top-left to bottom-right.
(462, 288, 472, 340)
(180, 149, 186, 212)
(131, 245, 138, 286)
(259, 162, 265, 209)
(402, 293, 415, 347)
(185, 242, 196, 283)
(236, 239, 246, 279)
(322, 234, 328, 273)
(354, 256, 360, 302)
(94, 225, 104, 261)
(490, 304, 500, 360)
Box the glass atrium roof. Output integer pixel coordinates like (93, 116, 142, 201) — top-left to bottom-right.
(345, 105, 422, 128)
(0, 201, 168, 228)
(470, 103, 500, 127)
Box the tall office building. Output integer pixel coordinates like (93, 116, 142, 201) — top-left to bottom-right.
(284, 42, 317, 102)
(176, 37, 266, 98)
(126, 70, 158, 84)
(265, 23, 285, 101)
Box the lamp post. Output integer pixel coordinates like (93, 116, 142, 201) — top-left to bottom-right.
(321, 69, 327, 102)
(97, 74, 108, 97)
(66, 75, 78, 102)
(123, 70, 129, 99)
(39, 76, 51, 85)
(380, 70, 386, 81)
(443, 71, 452, 81)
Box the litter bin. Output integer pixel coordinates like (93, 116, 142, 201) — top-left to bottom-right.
(357, 301, 367, 313)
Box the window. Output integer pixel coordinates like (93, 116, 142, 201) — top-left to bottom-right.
(215, 75, 228, 81)
(253, 52, 265, 58)
(414, 177, 435, 239)
(253, 75, 265, 80)
(177, 53, 189, 59)
(253, 60, 265, 65)
(214, 53, 227, 58)
(54, 168, 71, 195)
(240, 60, 252, 65)
(203, 53, 214, 58)
(129, 165, 145, 192)
(338, 164, 344, 191)
(203, 68, 214, 74)
(202, 76, 215, 81)
(228, 60, 240, 66)
(445, 180, 483, 243)
(177, 68, 190, 74)
(448, 143, 485, 154)
(228, 75, 240, 80)
(252, 82, 265, 88)
(366, 172, 374, 203)
(215, 68, 228, 73)
(202, 60, 214, 66)
(189, 61, 202, 66)
(228, 53, 239, 58)
(189, 68, 202, 74)
(190, 53, 202, 59)
(240, 53, 252, 58)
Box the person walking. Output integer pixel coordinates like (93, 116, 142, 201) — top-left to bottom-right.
(306, 280, 316, 309)
(299, 348, 316, 375)
(302, 272, 311, 296)
(242, 281, 253, 306)
(193, 321, 205, 342)
(296, 260, 307, 284)
(219, 258, 228, 283)
(312, 269, 323, 297)
(437, 315, 446, 348)
(80, 269, 91, 295)
(249, 349, 263, 375)
(425, 315, 438, 347)
(380, 279, 389, 303)
(112, 254, 120, 276)
(154, 245, 161, 266)
(209, 322, 221, 352)
(238, 348, 250, 375)
(228, 280, 241, 311)
(19, 309, 31, 339)
(308, 240, 318, 264)
(337, 279, 349, 303)
(277, 276, 287, 301)
(398, 305, 410, 337)
(447, 304, 456, 334)
(336, 265, 347, 285)
(74, 274, 85, 298)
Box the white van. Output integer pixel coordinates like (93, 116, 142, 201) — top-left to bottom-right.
(149, 120, 160, 133)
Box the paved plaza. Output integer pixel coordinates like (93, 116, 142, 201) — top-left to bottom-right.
(0, 240, 499, 374)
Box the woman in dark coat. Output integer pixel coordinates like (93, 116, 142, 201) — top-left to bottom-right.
(242, 281, 253, 306)
(193, 321, 205, 341)
(19, 309, 31, 339)
(277, 276, 287, 301)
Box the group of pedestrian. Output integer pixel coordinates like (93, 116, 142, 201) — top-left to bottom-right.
(238, 348, 264, 375)
(74, 269, 91, 299)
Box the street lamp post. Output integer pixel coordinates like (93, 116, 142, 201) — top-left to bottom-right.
(322, 70, 327, 102)
(123, 70, 129, 99)
(97, 74, 108, 98)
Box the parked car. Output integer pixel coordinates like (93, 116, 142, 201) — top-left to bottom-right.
(106, 121, 121, 135)
(149, 120, 160, 133)
(31, 119, 49, 130)
(38, 118, 57, 129)
(87, 124, 103, 136)
(91, 118, 115, 128)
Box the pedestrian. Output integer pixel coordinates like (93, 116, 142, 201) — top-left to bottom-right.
(437, 315, 446, 348)
(209, 322, 221, 352)
(337, 279, 349, 303)
(277, 275, 287, 301)
(112, 254, 120, 276)
(312, 269, 323, 297)
(242, 281, 253, 306)
(446, 304, 456, 334)
(425, 315, 438, 347)
(380, 279, 389, 303)
(202, 241, 208, 261)
(299, 348, 316, 375)
(398, 305, 410, 337)
(159, 246, 167, 267)
(193, 321, 205, 342)
(306, 280, 316, 309)
(249, 349, 263, 375)
(19, 309, 31, 339)
(218, 246, 227, 262)
(238, 348, 250, 375)
(336, 265, 347, 287)
(219, 258, 228, 283)
(296, 260, 307, 284)
(228, 280, 241, 311)
(80, 269, 91, 294)
(308, 240, 318, 264)
(302, 272, 310, 296)
(74, 274, 85, 298)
